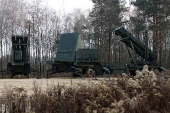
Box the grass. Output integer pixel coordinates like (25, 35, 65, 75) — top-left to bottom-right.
(0, 69, 169, 113)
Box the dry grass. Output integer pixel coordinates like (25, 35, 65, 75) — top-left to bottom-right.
(0, 68, 169, 113)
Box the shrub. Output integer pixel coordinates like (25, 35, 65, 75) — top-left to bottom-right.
(0, 66, 169, 113)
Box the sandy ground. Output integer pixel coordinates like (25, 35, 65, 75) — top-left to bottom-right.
(0, 77, 113, 95)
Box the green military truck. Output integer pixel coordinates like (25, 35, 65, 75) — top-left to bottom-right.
(46, 32, 102, 78)
(47, 27, 166, 78)
(7, 35, 30, 78)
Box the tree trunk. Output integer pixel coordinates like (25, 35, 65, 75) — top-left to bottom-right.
(108, 27, 111, 63)
(1, 23, 2, 70)
(153, 14, 156, 55)
(159, 30, 162, 66)
(100, 0, 103, 63)
(33, 16, 35, 70)
(156, 12, 158, 57)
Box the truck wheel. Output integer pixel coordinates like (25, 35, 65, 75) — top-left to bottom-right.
(86, 69, 94, 77)
(24, 73, 30, 78)
(26, 74, 30, 78)
(71, 72, 77, 77)
(129, 70, 136, 76)
(10, 74, 14, 78)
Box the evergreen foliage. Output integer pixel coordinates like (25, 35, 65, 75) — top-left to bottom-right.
(130, 0, 170, 66)
(90, 0, 128, 64)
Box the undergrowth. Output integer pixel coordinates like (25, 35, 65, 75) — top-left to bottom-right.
(0, 68, 170, 113)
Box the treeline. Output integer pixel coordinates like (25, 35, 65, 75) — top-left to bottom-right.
(0, 0, 170, 77)
(129, 0, 170, 68)
(0, 0, 93, 76)
(90, 0, 170, 68)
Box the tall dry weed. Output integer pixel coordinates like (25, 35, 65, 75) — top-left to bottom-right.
(0, 68, 169, 113)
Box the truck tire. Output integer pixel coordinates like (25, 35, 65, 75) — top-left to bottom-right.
(86, 69, 94, 77)
(71, 72, 77, 77)
(10, 74, 14, 78)
(25, 73, 30, 78)
(27, 74, 30, 78)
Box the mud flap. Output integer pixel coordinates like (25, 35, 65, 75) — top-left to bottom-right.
(52, 64, 57, 73)
(24, 63, 30, 73)
(7, 63, 12, 74)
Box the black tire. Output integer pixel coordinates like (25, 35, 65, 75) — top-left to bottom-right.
(129, 70, 136, 76)
(25, 73, 30, 78)
(71, 72, 77, 77)
(10, 74, 14, 78)
(86, 69, 94, 77)
(27, 74, 30, 78)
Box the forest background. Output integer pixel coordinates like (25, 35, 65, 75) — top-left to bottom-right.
(0, 0, 170, 76)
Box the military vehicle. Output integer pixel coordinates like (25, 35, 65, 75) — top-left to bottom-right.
(114, 27, 166, 75)
(46, 32, 103, 78)
(46, 27, 165, 78)
(104, 62, 126, 75)
(6, 34, 30, 78)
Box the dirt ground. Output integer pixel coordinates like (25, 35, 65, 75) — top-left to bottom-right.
(0, 76, 113, 95)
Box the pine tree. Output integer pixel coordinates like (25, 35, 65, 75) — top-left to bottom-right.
(90, 0, 128, 63)
(131, 0, 170, 65)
